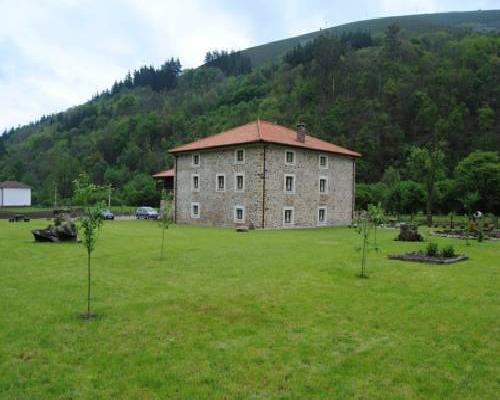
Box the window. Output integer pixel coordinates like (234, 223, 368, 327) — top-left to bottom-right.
(285, 150, 295, 165)
(191, 174, 200, 192)
(235, 174, 244, 192)
(284, 174, 295, 194)
(191, 202, 200, 218)
(319, 176, 328, 194)
(234, 205, 245, 223)
(216, 174, 225, 192)
(283, 207, 294, 225)
(319, 155, 328, 169)
(235, 149, 245, 164)
(192, 154, 200, 167)
(318, 207, 327, 225)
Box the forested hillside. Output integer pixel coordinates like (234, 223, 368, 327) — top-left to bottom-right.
(244, 10, 500, 66)
(0, 13, 499, 214)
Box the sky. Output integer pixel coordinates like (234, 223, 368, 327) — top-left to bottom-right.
(0, 0, 498, 132)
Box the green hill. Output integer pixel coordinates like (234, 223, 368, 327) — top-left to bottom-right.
(0, 10, 499, 212)
(244, 10, 500, 66)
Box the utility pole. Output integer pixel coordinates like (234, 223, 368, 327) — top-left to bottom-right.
(108, 184, 111, 208)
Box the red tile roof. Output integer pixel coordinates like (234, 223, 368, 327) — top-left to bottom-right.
(152, 168, 175, 178)
(168, 120, 361, 157)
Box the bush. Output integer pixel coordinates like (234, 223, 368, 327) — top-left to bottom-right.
(441, 245, 456, 257)
(426, 242, 438, 256)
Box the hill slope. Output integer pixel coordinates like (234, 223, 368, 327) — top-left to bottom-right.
(0, 11, 499, 210)
(244, 10, 500, 66)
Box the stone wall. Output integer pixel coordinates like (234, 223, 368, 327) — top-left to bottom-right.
(175, 144, 263, 227)
(174, 143, 355, 228)
(262, 144, 354, 228)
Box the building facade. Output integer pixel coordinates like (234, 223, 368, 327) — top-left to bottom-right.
(0, 181, 32, 206)
(169, 121, 360, 228)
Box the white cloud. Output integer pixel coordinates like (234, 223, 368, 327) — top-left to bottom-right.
(0, 0, 495, 132)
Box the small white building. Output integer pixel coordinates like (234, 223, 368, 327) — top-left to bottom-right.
(0, 181, 32, 206)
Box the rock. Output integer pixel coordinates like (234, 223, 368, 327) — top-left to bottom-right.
(32, 211, 77, 242)
(396, 223, 423, 241)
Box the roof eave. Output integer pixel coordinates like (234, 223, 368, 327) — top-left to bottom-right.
(169, 140, 361, 158)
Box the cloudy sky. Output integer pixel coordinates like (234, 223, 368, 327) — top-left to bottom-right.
(0, 0, 498, 132)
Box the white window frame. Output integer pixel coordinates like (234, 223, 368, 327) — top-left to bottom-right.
(191, 202, 200, 219)
(234, 148, 245, 164)
(215, 174, 225, 192)
(192, 153, 200, 167)
(283, 207, 295, 226)
(285, 149, 296, 165)
(319, 154, 328, 169)
(284, 174, 296, 194)
(234, 173, 245, 193)
(319, 176, 328, 194)
(191, 174, 200, 192)
(318, 206, 327, 225)
(234, 205, 245, 223)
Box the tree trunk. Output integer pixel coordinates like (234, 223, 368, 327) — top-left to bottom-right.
(161, 228, 166, 260)
(426, 193, 433, 227)
(87, 251, 91, 318)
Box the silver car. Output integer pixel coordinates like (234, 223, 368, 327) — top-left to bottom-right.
(135, 207, 159, 219)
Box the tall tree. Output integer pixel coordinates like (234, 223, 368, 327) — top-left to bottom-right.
(406, 145, 445, 226)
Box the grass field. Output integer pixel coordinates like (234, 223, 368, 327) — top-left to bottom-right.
(1, 221, 498, 399)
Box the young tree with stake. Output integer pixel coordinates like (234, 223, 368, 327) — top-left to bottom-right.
(73, 174, 105, 319)
(159, 194, 173, 260)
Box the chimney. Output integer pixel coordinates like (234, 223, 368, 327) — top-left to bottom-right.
(296, 123, 306, 143)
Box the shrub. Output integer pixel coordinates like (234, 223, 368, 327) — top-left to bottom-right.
(426, 242, 438, 256)
(441, 245, 455, 257)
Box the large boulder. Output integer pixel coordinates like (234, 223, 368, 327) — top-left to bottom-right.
(396, 223, 423, 242)
(32, 211, 77, 242)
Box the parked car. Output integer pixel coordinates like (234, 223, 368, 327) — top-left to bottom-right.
(136, 207, 159, 219)
(100, 209, 114, 220)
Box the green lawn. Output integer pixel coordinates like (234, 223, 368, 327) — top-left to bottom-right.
(1, 221, 498, 399)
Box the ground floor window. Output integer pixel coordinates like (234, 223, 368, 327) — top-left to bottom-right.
(318, 206, 327, 225)
(283, 207, 294, 225)
(234, 205, 245, 223)
(191, 202, 200, 218)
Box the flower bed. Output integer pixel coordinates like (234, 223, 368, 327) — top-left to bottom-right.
(388, 251, 468, 264)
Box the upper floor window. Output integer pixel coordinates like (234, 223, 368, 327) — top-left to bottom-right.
(191, 202, 200, 218)
(192, 154, 200, 167)
(235, 149, 245, 164)
(319, 176, 328, 194)
(283, 207, 294, 225)
(235, 174, 244, 192)
(216, 174, 225, 192)
(284, 174, 295, 194)
(234, 205, 245, 223)
(319, 155, 328, 169)
(192, 174, 200, 192)
(285, 150, 295, 165)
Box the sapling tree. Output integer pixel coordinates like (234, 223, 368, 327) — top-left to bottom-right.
(358, 211, 370, 279)
(357, 204, 384, 279)
(460, 191, 480, 246)
(73, 174, 105, 319)
(368, 203, 385, 249)
(159, 194, 173, 260)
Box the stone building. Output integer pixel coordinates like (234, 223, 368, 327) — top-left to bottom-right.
(168, 120, 360, 228)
